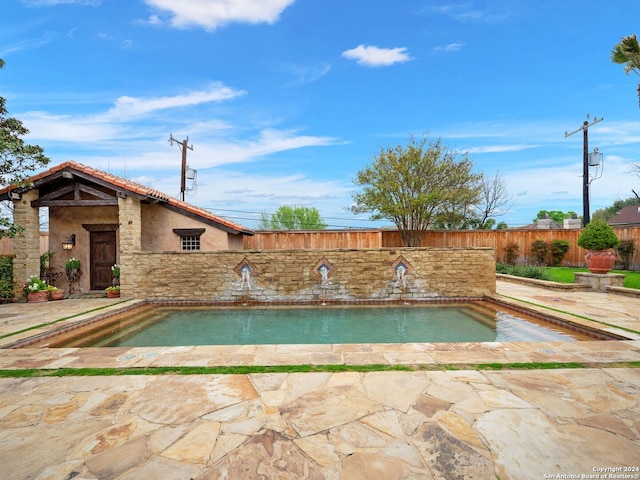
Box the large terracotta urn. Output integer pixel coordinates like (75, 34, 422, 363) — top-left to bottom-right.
(584, 250, 617, 274)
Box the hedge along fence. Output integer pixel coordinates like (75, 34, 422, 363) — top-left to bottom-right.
(245, 226, 640, 269)
(0, 255, 14, 303)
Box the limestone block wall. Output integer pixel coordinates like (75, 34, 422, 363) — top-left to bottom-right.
(127, 247, 495, 301)
(118, 196, 142, 298)
(12, 190, 41, 298)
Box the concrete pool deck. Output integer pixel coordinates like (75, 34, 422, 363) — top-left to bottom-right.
(0, 280, 639, 479)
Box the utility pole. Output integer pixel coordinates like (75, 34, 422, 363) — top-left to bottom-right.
(565, 115, 603, 226)
(169, 134, 193, 201)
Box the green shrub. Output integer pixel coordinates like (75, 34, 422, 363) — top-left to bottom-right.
(514, 265, 550, 280)
(550, 240, 571, 266)
(495, 263, 550, 280)
(531, 240, 548, 265)
(503, 243, 519, 265)
(40, 251, 52, 280)
(615, 240, 636, 270)
(0, 256, 13, 303)
(577, 218, 619, 250)
(495, 263, 511, 274)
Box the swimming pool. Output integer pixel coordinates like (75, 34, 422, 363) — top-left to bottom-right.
(20, 301, 604, 348)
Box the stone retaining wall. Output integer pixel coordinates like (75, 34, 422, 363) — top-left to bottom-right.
(128, 247, 495, 301)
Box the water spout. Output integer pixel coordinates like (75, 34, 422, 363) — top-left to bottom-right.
(240, 265, 252, 291)
(319, 265, 330, 286)
(395, 264, 407, 288)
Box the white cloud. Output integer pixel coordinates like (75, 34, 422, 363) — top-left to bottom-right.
(188, 129, 338, 167)
(465, 144, 538, 154)
(501, 153, 638, 225)
(18, 84, 245, 142)
(281, 62, 331, 87)
(19, 111, 126, 142)
(426, 5, 509, 24)
(0, 33, 55, 56)
(105, 83, 245, 119)
(144, 0, 295, 31)
(342, 44, 413, 67)
(433, 43, 465, 53)
(37, 128, 337, 170)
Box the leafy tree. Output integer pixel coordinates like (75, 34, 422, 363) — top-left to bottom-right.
(0, 59, 50, 236)
(533, 210, 577, 224)
(257, 205, 327, 230)
(351, 134, 482, 246)
(592, 196, 640, 221)
(611, 33, 640, 107)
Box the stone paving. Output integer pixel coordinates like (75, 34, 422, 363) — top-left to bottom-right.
(0, 281, 639, 479)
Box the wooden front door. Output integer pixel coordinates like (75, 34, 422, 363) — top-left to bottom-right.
(90, 231, 116, 290)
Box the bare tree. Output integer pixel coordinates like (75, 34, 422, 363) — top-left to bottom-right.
(475, 171, 514, 228)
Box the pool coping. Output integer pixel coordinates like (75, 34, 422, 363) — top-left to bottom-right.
(1, 294, 639, 372)
(4, 295, 629, 350)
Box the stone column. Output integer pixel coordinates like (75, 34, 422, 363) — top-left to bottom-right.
(12, 190, 41, 299)
(118, 196, 142, 299)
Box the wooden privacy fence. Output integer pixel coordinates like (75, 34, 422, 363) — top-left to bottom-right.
(0, 233, 49, 256)
(243, 229, 384, 251)
(243, 227, 640, 269)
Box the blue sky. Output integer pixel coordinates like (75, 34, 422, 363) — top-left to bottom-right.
(1, 0, 639, 229)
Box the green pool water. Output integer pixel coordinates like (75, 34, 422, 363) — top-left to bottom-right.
(82, 304, 582, 347)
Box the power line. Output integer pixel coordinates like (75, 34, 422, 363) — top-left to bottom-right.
(203, 208, 387, 229)
(206, 207, 378, 223)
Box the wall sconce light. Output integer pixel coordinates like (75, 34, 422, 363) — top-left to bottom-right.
(62, 234, 76, 251)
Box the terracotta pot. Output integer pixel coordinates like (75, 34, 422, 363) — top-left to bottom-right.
(27, 291, 49, 303)
(49, 290, 64, 301)
(106, 290, 120, 298)
(584, 249, 617, 274)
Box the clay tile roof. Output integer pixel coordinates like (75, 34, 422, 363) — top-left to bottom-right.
(0, 161, 253, 235)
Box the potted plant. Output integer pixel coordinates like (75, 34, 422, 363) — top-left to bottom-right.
(105, 285, 120, 298)
(577, 218, 619, 274)
(111, 263, 120, 286)
(24, 276, 48, 302)
(47, 285, 64, 301)
(65, 257, 81, 282)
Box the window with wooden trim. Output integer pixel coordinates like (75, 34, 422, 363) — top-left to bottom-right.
(173, 228, 205, 251)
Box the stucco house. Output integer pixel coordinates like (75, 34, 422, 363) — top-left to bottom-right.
(0, 161, 253, 297)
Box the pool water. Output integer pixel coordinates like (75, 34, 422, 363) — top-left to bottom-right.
(53, 303, 590, 348)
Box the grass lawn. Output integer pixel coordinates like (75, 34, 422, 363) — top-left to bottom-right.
(545, 267, 640, 289)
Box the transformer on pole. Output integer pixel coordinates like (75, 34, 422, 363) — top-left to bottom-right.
(565, 114, 603, 226)
(169, 134, 195, 201)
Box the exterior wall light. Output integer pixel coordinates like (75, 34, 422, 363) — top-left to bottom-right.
(62, 234, 76, 251)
